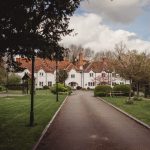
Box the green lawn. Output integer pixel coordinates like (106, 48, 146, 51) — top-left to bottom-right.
(0, 90, 66, 150)
(102, 97, 150, 126)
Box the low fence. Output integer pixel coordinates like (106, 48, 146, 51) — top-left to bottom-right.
(0, 83, 30, 94)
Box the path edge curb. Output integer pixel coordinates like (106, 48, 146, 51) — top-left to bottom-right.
(98, 97, 150, 130)
(32, 96, 69, 150)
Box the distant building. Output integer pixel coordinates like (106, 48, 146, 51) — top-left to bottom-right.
(15, 53, 129, 89)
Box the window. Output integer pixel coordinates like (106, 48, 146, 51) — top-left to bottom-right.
(88, 82, 95, 86)
(89, 73, 93, 77)
(48, 81, 52, 86)
(120, 82, 124, 85)
(102, 73, 105, 77)
(71, 74, 75, 78)
(70, 82, 76, 86)
(39, 82, 43, 86)
(112, 73, 116, 77)
(39, 72, 44, 76)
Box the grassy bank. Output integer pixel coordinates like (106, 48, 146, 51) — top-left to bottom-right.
(102, 97, 150, 126)
(0, 90, 66, 150)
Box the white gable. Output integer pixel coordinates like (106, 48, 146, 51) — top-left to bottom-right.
(69, 68, 77, 74)
(38, 69, 45, 73)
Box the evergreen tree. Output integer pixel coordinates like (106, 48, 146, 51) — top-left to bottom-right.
(0, 0, 81, 60)
(58, 69, 68, 85)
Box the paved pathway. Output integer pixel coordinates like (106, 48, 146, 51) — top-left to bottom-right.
(36, 91, 150, 150)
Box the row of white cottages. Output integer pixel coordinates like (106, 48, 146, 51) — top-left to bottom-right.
(16, 55, 129, 89)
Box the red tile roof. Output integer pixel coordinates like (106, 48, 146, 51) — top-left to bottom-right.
(16, 57, 112, 73)
(84, 58, 111, 73)
(16, 57, 76, 73)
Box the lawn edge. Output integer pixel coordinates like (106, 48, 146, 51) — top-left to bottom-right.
(32, 95, 69, 150)
(98, 97, 150, 130)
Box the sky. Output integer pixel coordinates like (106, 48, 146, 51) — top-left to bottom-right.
(61, 0, 150, 53)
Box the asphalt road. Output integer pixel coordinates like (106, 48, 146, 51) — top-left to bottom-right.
(36, 91, 150, 150)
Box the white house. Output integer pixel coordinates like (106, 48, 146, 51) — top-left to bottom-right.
(15, 53, 129, 89)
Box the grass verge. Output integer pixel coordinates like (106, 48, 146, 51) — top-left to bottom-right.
(0, 90, 66, 150)
(102, 97, 150, 126)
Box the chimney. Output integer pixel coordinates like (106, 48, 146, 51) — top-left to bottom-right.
(79, 52, 84, 64)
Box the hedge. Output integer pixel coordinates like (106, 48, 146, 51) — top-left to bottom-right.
(51, 83, 72, 95)
(0, 86, 5, 91)
(113, 84, 131, 96)
(94, 85, 112, 97)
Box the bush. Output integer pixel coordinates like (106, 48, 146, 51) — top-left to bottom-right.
(87, 87, 90, 90)
(113, 85, 131, 96)
(8, 74, 21, 85)
(76, 86, 82, 90)
(43, 85, 49, 89)
(125, 99, 134, 105)
(94, 85, 112, 97)
(132, 96, 143, 101)
(95, 92, 107, 97)
(0, 86, 5, 91)
(51, 83, 71, 95)
(66, 86, 71, 91)
(66, 86, 72, 95)
(58, 92, 69, 95)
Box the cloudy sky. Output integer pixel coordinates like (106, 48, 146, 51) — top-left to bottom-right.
(61, 0, 150, 53)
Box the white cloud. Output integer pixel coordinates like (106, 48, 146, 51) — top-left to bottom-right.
(61, 13, 150, 53)
(81, 0, 150, 23)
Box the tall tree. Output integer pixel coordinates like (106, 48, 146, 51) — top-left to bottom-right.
(0, 0, 81, 60)
(114, 43, 150, 99)
(0, 67, 6, 85)
(58, 69, 68, 86)
(0, 0, 81, 126)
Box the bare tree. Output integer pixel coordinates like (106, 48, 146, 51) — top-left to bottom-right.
(67, 44, 95, 62)
(114, 42, 150, 99)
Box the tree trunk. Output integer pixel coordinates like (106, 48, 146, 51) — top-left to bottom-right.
(128, 78, 132, 100)
(136, 81, 140, 97)
(144, 83, 149, 98)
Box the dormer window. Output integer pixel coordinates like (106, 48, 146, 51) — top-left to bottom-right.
(89, 73, 93, 77)
(102, 73, 105, 77)
(71, 74, 75, 78)
(39, 72, 44, 76)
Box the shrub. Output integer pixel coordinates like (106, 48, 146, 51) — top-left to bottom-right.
(87, 87, 90, 90)
(125, 99, 134, 105)
(43, 85, 49, 89)
(132, 96, 143, 101)
(66, 86, 71, 91)
(94, 85, 112, 97)
(8, 74, 21, 85)
(113, 84, 131, 96)
(95, 92, 107, 97)
(51, 83, 71, 95)
(76, 86, 82, 90)
(58, 92, 69, 95)
(66, 86, 72, 95)
(0, 86, 5, 91)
